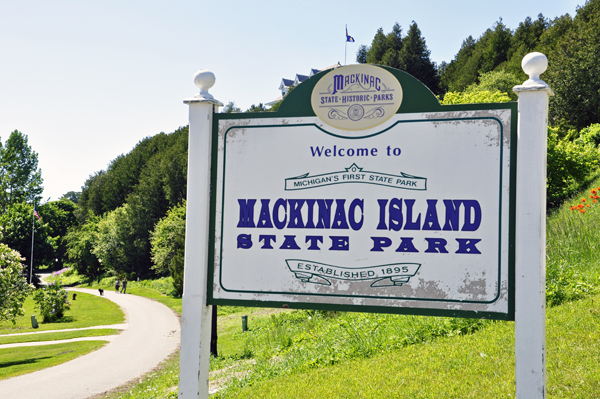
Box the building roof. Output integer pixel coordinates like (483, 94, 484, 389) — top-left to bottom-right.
(271, 63, 342, 106)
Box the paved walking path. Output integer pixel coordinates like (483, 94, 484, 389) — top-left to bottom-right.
(0, 288, 180, 399)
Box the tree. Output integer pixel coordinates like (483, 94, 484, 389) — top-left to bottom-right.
(65, 215, 105, 282)
(480, 19, 512, 72)
(439, 35, 479, 92)
(0, 131, 43, 212)
(380, 23, 403, 69)
(545, 0, 600, 130)
(464, 70, 521, 101)
(39, 199, 78, 269)
(0, 202, 56, 271)
(33, 282, 70, 322)
(397, 22, 440, 94)
(356, 45, 368, 64)
(151, 201, 186, 296)
(92, 205, 139, 278)
(222, 101, 241, 113)
(366, 28, 387, 64)
(61, 191, 81, 204)
(246, 103, 267, 112)
(0, 242, 33, 324)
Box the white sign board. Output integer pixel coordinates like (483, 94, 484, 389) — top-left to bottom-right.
(209, 65, 515, 319)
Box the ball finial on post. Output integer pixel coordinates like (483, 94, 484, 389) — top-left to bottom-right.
(521, 52, 548, 87)
(193, 69, 216, 100)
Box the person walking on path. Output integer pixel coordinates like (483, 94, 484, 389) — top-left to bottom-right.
(115, 279, 120, 293)
(121, 278, 128, 294)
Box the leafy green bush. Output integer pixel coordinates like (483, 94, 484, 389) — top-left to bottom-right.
(0, 242, 33, 324)
(150, 202, 186, 296)
(440, 90, 511, 105)
(33, 282, 70, 322)
(574, 123, 600, 147)
(546, 261, 598, 307)
(547, 127, 600, 206)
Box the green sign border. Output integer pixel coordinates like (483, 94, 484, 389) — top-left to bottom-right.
(207, 66, 517, 321)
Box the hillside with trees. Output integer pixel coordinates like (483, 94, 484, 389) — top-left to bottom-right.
(66, 126, 189, 286)
(357, 0, 600, 132)
(357, 0, 600, 206)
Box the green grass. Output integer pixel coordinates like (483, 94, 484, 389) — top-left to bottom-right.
(0, 341, 109, 380)
(0, 328, 119, 345)
(96, 352, 180, 399)
(217, 295, 600, 398)
(0, 291, 125, 335)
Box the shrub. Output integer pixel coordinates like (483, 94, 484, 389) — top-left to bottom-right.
(0, 243, 33, 324)
(440, 90, 511, 105)
(33, 282, 71, 322)
(150, 202, 186, 296)
(547, 127, 600, 207)
(546, 261, 598, 307)
(574, 123, 600, 147)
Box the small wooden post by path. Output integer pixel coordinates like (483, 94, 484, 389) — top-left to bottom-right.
(514, 52, 552, 398)
(179, 70, 222, 399)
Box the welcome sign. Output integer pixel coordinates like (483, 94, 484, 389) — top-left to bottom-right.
(209, 64, 516, 319)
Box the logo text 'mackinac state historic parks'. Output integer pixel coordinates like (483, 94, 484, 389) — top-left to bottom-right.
(311, 64, 403, 131)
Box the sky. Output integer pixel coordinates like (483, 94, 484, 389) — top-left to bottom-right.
(0, 0, 582, 202)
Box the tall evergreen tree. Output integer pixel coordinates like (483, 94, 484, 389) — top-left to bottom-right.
(366, 28, 387, 64)
(481, 19, 512, 72)
(380, 23, 403, 69)
(545, 0, 600, 130)
(397, 22, 440, 94)
(356, 45, 368, 64)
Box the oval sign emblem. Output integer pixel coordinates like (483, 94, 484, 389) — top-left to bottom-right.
(311, 64, 403, 131)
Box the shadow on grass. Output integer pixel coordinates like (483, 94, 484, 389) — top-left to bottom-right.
(40, 316, 76, 325)
(0, 356, 52, 368)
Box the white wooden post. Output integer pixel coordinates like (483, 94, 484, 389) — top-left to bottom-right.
(179, 70, 222, 399)
(513, 52, 553, 399)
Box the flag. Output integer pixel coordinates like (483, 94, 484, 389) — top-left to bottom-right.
(346, 26, 355, 43)
(34, 207, 41, 221)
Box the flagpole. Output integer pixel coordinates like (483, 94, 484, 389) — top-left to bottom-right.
(345, 25, 347, 65)
(30, 201, 35, 284)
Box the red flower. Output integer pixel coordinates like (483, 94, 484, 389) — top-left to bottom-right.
(582, 198, 587, 202)
(592, 189, 597, 194)
(581, 209, 586, 213)
(587, 204, 591, 207)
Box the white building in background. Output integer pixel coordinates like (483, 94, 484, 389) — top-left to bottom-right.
(266, 62, 341, 107)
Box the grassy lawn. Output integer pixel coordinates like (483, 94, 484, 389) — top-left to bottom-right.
(0, 291, 125, 335)
(0, 341, 109, 380)
(217, 295, 600, 398)
(0, 291, 125, 381)
(0, 328, 119, 345)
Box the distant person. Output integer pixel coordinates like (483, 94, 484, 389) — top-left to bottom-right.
(115, 279, 120, 293)
(121, 278, 128, 294)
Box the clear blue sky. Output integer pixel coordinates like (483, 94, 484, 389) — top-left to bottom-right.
(0, 0, 581, 201)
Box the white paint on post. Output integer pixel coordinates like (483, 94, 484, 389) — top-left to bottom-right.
(513, 52, 552, 399)
(179, 70, 222, 399)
